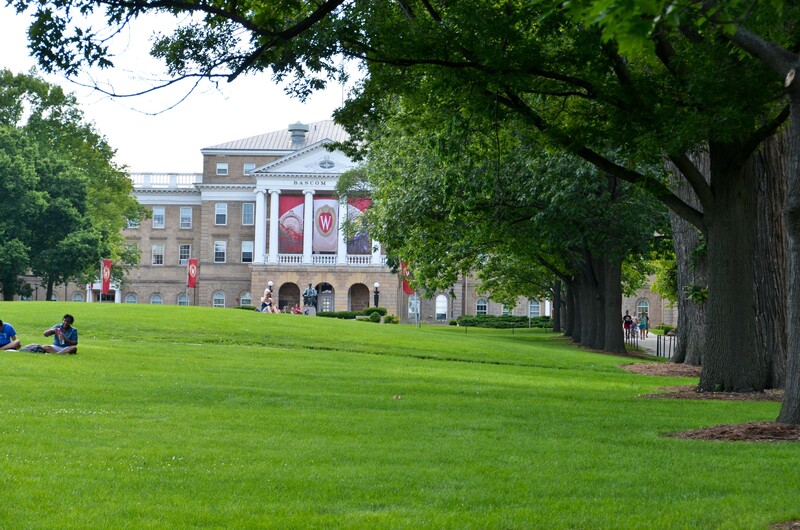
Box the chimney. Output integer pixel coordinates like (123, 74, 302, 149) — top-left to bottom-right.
(288, 122, 310, 145)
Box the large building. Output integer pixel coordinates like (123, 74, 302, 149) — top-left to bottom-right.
(117, 120, 551, 323)
(20, 120, 676, 327)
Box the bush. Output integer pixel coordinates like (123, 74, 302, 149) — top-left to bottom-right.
(317, 311, 362, 320)
(449, 320, 458, 326)
(236, 305, 258, 311)
(383, 314, 399, 324)
(456, 314, 553, 329)
(369, 311, 382, 323)
(655, 324, 675, 334)
(362, 307, 387, 316)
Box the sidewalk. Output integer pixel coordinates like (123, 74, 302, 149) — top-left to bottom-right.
(625, 332, 660, 356)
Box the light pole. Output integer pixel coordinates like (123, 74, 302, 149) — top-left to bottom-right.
(373, 282, 380, 307)
(267, 280, 273, 291)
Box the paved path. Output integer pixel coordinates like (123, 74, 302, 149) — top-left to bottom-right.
(626, 332, 662, 357)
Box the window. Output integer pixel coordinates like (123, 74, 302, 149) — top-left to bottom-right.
(408, 294, 420, 318)
(243, 162, 256, 175)
(126, 218, 140, 229)
(178, 244, 191, 266)
(214, 241, 227, 263)
(476, 298, 488, 315)
(240, 292, 252, 306)
(435, 294, 448, 321)
(241, 241, 254, 263)
(150, 294, 163, 304)
(180, 207, 192, 229)
(125, 294, 137, 304)
(152, 207, 165, 229)
(151, 243, 165, 266)
(529, 300, 541, 317)
(637, 299, 650, 319)
(216, 162, 228, 175)
(215, 203, 227, 225)
(72, 293, 84, 302)
(242, 203, 255, 225)
(501, 305, 511, 316)
(213, 291, 225, 307)
(177, 294, 190, 306)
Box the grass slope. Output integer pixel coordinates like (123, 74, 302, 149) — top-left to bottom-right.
(0, 302, 796, 529)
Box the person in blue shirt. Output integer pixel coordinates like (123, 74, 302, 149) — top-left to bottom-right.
(43, 314, 78, 354)
(0, 319, 21, 350)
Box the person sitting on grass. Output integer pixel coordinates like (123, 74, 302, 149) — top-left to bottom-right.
(42, 314, 78, 355)
(0, 319, 21, 350)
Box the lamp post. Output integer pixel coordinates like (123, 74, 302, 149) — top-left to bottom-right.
(267, 280, 273, 291)
(373, 282, 380, 307)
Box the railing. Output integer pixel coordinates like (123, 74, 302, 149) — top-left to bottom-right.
(656, 333, 676, 359)
(271, 254, 386, 266)
(625, 329, 639, 349)
(347, 255, 372, 265)
(130, 173, 202, 189)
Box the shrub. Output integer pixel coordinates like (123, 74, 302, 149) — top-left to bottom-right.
(317, 311, 361, 320)
(383, 314, 399, 324)
(369, 311, 382, 323)
(456, 314, 553, 329)
(449, 320, 458, 326)
(236, 305, 257, 311)
(362, 307, 387, 316)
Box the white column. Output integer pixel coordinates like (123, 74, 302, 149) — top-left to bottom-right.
(86, 284, 93, 303)
(115, 289, 122, 303)
(254, 189, 267, 263)
(302, 189, 315, 264)
(337, 199, 348, 264)
(371, 239, 381, 264)
(268, 189, 280, 263)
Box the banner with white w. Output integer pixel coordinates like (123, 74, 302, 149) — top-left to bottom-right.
(313, 198, 339, 252)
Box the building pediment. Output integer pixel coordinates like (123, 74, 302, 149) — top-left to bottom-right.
(251, 140, 357, 178)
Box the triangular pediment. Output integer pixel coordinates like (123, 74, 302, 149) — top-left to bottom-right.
(251, 140, 356, 177)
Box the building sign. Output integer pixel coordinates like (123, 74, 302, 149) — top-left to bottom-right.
(313, 198, 338, 252)
(279, 195, 305, 254)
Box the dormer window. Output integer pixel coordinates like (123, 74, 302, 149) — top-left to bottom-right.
(216, 162, 229, 176)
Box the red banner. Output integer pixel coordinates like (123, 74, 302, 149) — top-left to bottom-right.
(401, 261, 415, 295)
(187, 258, 198, 288)
(101, 259, 112, 294)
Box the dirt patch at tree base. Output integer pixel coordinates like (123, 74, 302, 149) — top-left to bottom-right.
(621, 361, 799, 443)
(771, 522, 800, 529)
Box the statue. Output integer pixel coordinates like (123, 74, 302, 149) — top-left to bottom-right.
(302, 283, 318, 307)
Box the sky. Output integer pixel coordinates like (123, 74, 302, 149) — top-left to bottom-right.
(0, 5, 349, 173)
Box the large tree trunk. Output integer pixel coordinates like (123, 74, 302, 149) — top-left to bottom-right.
(551, 280, 562, 333)
(700, 143, 766, 392)
(667, 163, 707, 365)
(602, 254, 626, 353)
(777, 89, 800, 423)
(578, 259, 599, 349)
(751, 131, 788, 389)
(566, 277, 580, 343)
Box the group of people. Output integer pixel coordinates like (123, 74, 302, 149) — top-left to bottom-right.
(259, 283, 318, 315)
(622, 311, 649, 339)
(0, 314, 79, 355)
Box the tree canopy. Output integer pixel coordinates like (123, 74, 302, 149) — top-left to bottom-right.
(0, 69, 144, 299)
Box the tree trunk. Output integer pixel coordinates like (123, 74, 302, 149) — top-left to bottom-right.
(700, 143, 766, 392)
(667, 161, 708, 365)
(777, 89, 800, 423)
(578, 261, 598, 349)
(566, 277, 580, 342)
(592, 254, 606, 349)
(551, 280, 562, 333)
(751, 131, 788, 389)
(603, 254, 626, 353)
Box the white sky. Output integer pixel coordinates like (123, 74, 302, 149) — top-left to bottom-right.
(0, 5, 350, 173)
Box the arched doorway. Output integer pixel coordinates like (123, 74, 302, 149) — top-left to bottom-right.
(349, 284, 370, 311)
(317, 282, 335, 312)
(278, 283, 301, 311)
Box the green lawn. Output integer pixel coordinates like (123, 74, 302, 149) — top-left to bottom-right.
(0, 302, 796, 529)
